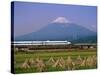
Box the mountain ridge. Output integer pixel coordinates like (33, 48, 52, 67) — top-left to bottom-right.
(15, 22, 97, 43)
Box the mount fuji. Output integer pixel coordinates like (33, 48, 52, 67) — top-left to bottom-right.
(15, 17, 97, 43)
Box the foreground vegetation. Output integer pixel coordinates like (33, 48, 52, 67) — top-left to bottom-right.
(14, 49, 97, 74)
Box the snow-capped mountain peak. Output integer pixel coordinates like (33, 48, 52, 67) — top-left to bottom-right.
(52, 17, 70, 23)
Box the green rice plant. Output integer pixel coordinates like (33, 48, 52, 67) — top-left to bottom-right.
(15, 50, 97, 73)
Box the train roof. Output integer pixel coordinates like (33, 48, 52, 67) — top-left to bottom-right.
(12, 41, 70, 43)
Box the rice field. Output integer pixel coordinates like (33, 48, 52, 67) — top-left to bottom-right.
(14, 49, 97, 74)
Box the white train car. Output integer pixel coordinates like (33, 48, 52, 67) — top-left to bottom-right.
(12, 40, 71, 46)
(45, 40, 71, 45)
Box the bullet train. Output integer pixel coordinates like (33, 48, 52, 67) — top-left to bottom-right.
(12, 40, 71, 46)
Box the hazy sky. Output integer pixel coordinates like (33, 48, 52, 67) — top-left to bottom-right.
(13, 1, 97, 37)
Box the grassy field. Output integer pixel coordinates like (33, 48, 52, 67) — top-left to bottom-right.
(14, 49, 97, 74)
